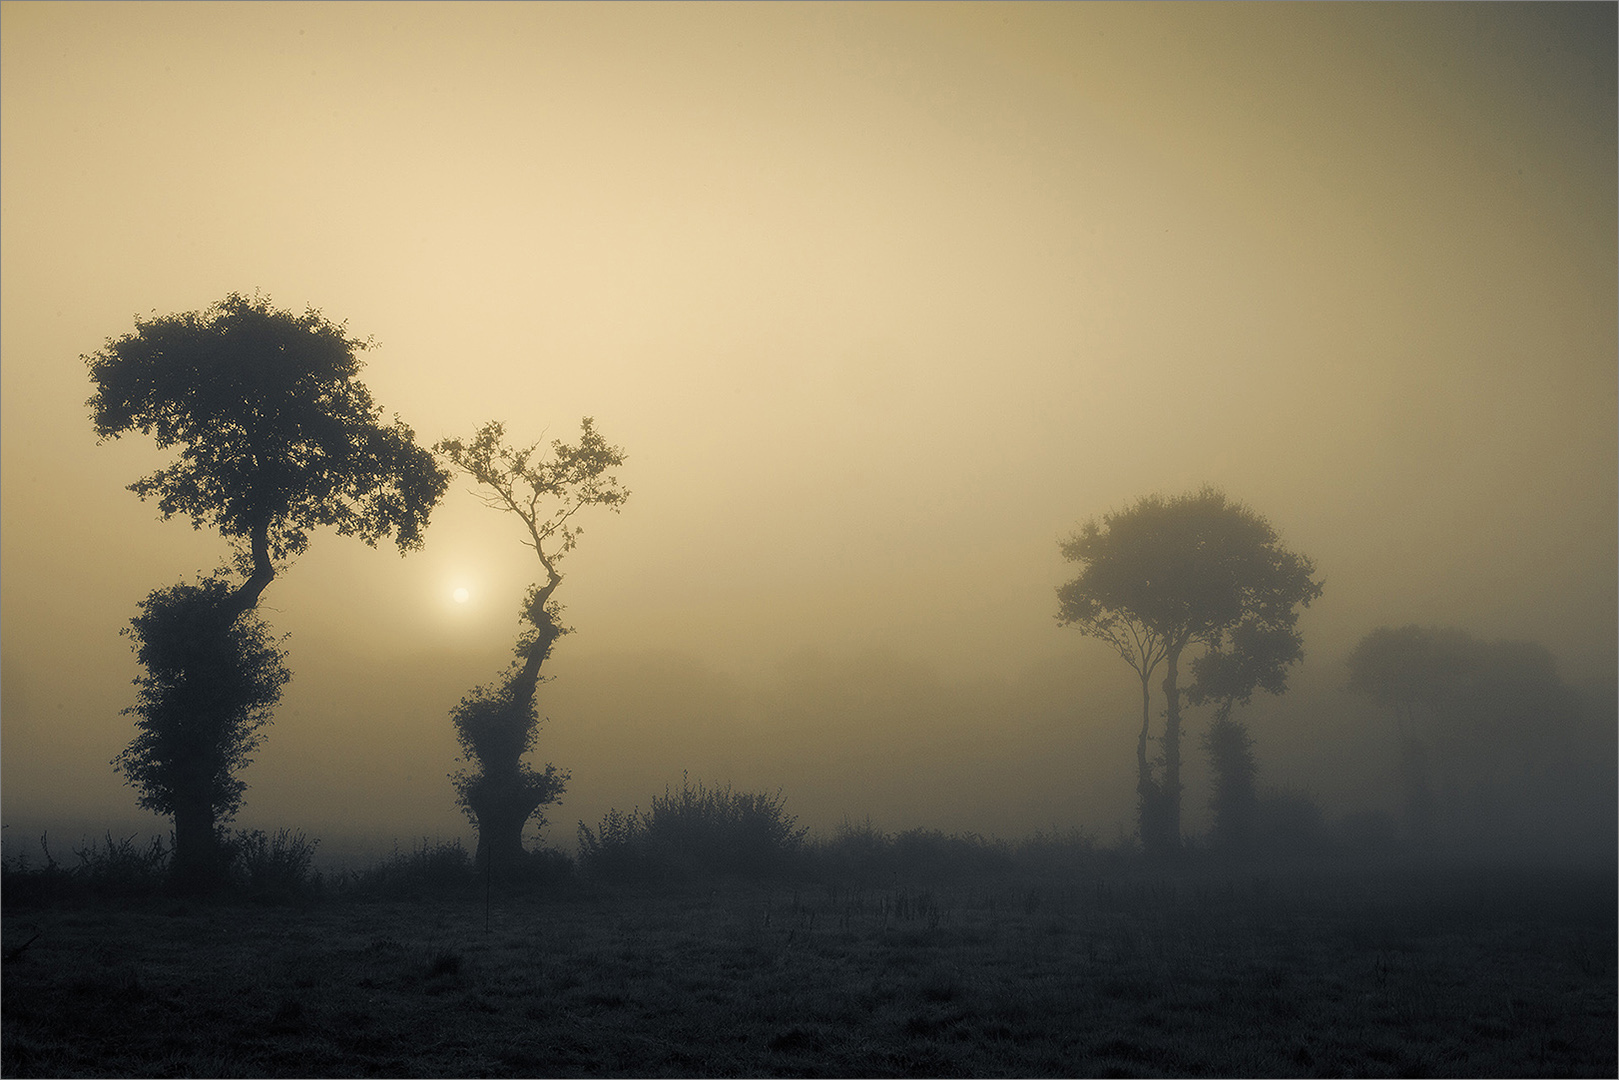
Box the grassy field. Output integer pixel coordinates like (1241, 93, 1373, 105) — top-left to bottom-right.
(2, 859, 1613, 1078)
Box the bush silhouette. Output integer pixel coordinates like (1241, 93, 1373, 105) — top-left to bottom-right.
(578, 775, 807, 882)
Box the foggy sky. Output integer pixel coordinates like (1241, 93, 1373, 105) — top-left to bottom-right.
(3, 2, 1614, 854)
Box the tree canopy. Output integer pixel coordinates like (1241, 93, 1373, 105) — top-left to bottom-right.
(1186, 619, 1305, 721)
(1057, 487, 1322, 854)
(1058, 488, 1321, 657)
(87, 292, 448, 615)
(1346, 624, 1580, 842)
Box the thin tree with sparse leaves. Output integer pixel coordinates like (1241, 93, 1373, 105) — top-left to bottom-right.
(436, 418, 628, 871)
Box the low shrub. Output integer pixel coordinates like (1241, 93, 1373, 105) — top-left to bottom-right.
(806, 818, 893, 885)
(578, 775, 808, 882)
(2, 829, 330, 903)
(227, 828, 320, 899)
(341, 838, 477, 896)
(77, 832, 171, 896)
(1, 832, 170, 904)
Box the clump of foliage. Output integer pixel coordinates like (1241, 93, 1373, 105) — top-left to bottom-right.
(577, 776, 807, 882)
(227, 828, 321, 899)
(0, 833, 170, 905)
(807, 818, 894, 885)
(114, 577, 290, 889)
(446, 682, 569, 874)
(1201, 714, 1259, 853)
(1009, 826, 1114, 875)
(332, 838, 563, 897)
(1, 827, 321, 905)
(366, 839, 472, 892)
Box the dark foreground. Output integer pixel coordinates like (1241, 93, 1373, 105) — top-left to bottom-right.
(3, 862, 1614, 1078)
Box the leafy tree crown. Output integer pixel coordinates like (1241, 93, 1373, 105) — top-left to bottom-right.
(86, 292, 449, 565)
(1058, 487, 1322, 692)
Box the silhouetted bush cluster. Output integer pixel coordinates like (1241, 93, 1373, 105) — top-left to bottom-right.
(808, 821, 1007, 884)
(804, 821, 1116, 885)
(339, 838, 477, 895)
(0, 828, 322, 904)
(227, 828, 321, 899)
(1, 832, 171, 904)
(577, 776, 808, 882)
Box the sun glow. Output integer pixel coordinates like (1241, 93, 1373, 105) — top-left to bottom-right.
(452, 587, 470, 604)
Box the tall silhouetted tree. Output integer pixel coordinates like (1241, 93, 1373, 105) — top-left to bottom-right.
(1057, 488, 1321, 856)
(88, 292, 448, 879)
(436, 418, 627, 870)
(113, 576, 290, 890)
(1346, 624, 1578, 844)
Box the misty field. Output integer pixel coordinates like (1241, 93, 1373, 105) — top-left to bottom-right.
(3, 859, 1613, 1078)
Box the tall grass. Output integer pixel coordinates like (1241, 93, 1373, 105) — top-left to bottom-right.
(228, 828, 321, 899)
(336, 838, 477, 895)
(0, 828, 322, 903)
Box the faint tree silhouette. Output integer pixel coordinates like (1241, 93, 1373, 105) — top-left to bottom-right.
(436, 418, 627, 871)
(1057, 488, 1321, 857)
(87, 292, 447, 883)
(1188, 620, 1306, 853)
(113, 576, 289, 890)
(1346, 624, 1579, 844)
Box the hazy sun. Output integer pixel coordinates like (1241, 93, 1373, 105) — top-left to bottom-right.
(452, 587, 470, 604)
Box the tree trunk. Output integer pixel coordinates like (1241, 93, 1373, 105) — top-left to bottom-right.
(1136, 669, 1152, 786)
(172, 800, 224, 893)
(1156, 641, 1186, 857)
(219, 520, 277, 625)
(1135, 668, 1165, 854)
(471, 797, 539, 874)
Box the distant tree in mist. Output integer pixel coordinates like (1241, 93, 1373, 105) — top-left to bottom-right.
(87, 292, 445, 886)
(436, 419, 628, 871)
(113, 577, 290, 889)
(1346, 624, 1579, 845)
(1188, 621, 1305, 853)
(1199, 715, 1259, 853)
(1056, 488, 1321, 857)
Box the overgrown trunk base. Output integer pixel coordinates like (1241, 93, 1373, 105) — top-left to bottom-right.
(171, 808, 227, 894)
(472, 806, 541, 879)
(1137, 784, 1180, 860)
